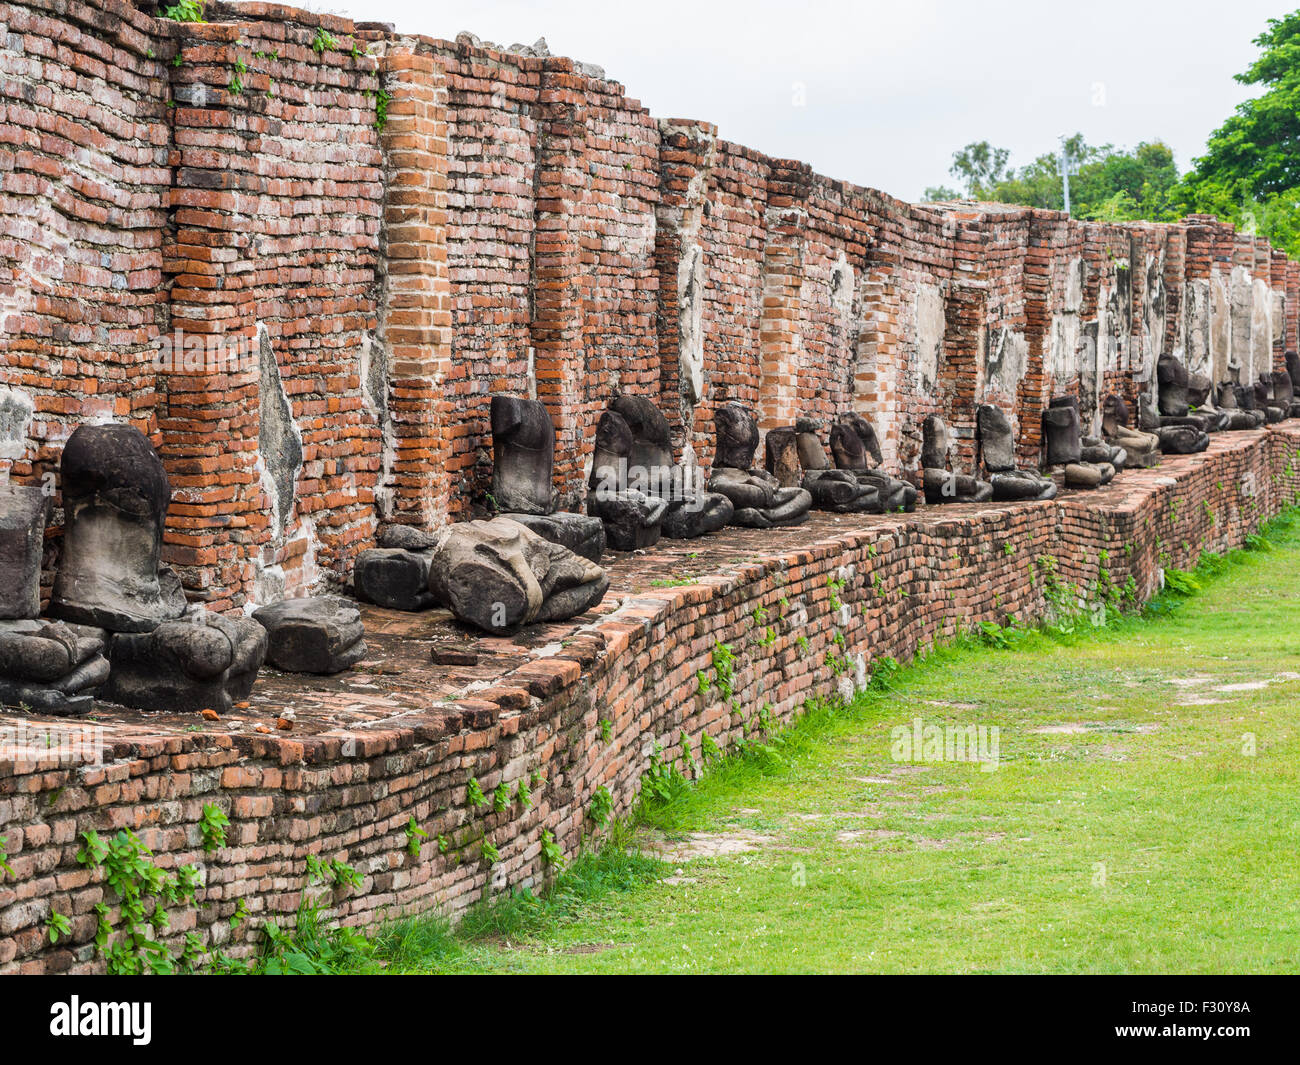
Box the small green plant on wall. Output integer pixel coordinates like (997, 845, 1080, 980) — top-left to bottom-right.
(161, 0, 206, 22)
(200, 803, 228, 854)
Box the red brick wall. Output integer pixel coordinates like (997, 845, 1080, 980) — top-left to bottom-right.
(1, 0, 1298, 601)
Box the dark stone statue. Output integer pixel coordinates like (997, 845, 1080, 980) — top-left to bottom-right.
(1254, 376, 1287, 424)
(707, 403, 812, 527)
(252, 596, 367, 674)
(1, 484, 48, 620)
(1214, 382, 1265, 431)
(0, 619, 109, 716)
(920, 415, 992, 504)
(1043, 396, 1116, 488)
(603, 396, 732, 539)
(829, 413, 917, 512)
(490, 396, 605, 561)
(106, 612, 266, 714)
(1286, 352, 1300, 418)
(1101, 394, 1160, 467)
(587, 407, 669, 550)
(976, 404, 1056, 501)
(427, 517, 609, 633)
(765, 419, 878, 513)
(1157, 355, 1225, 433)
(49, 423, 187, 633)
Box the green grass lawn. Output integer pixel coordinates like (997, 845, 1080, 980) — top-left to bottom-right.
(267, 513, 1300, 975)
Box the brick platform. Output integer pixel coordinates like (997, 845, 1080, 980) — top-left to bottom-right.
(2, 425, 1298, 973)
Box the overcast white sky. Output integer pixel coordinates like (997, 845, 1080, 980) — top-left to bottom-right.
(291, 0, 1286, 202)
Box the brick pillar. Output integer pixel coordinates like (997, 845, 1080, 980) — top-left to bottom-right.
(758, 160, 811, 430)
(376, 49, 454, 528)
(531, 59, 589, 506)
(655, 118, 717, 462)
(161, 29, 264, 612)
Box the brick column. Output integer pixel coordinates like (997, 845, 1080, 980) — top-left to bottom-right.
(531, 59, 589, 505)
(376, 49, 454, 528)
(758, 160, 811, 430)
(655, 118, 717, 460)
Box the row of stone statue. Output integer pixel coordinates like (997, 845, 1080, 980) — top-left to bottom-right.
(1, 424, 367, 716)
(5, 353, 1295, 717)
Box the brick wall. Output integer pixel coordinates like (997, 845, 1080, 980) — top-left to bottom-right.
(3, 423, 1297, 974)
(3, 1, 1298, 603)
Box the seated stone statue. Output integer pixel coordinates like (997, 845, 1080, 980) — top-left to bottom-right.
(920, 415, 992, 503)
(586, 406, 670, 550)
(1138, 388, 1208, 455)
(252, 596, 367, 674)
(48, 423, 188, 633)
(828, 413, 918, 512)
(1100, 394, 1160, 468)
(427, 517, 609, 634)
(0, 619, 109, 716)
(1157, 355, 1225, 433)
(975, 404, 1056, 500)
(1213, 382, 1264, 431)
(1, 483, 48, 621)
(765, 419, 878, 513)
(1270, 370, 1297, 422)
(707, 403, 812, 527)
(1286, 352, 1300, 418)
(1253, 376, 1287, 424)
(490, 396, 604, 562)
(600, 396, 732, 540)
(1042, 396, 1116, 488)
(106, 611, 266, 714)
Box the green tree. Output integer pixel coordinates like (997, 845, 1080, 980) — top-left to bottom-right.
(1177, 11, 1300, 254)
(933, 135, 1181, 221)
(948, 141, 1011, 197)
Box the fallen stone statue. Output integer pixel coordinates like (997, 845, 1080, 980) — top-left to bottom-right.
(354, 518, 609, 633)
(976, 404, 1057, 501)
(707, 403, 812, 527)
(920, 415, 992, 504)
(490, 395, 605, 561)
(427, 517, 609, 634)
(252, 596, 367, 674)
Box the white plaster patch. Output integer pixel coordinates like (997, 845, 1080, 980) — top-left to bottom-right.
(915, 282, 945, 392)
